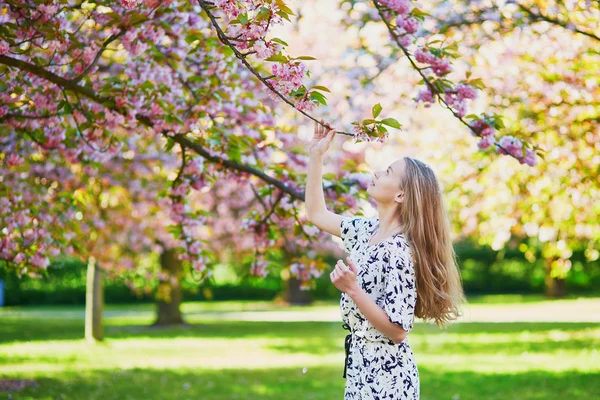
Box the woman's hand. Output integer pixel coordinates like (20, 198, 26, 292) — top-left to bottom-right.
(309, 119, 336, 157)
(330, 257, 360, 296)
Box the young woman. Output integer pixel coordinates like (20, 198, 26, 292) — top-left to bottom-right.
(306, 120, 465, 399)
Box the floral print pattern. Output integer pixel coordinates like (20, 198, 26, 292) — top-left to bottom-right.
(340, 216, 419, 399)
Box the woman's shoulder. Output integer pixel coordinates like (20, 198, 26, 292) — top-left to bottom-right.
(342, 215, 377, 230)
(385, 234, 415, 266)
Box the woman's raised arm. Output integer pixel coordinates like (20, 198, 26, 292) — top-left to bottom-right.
(305, 119, 343, 238)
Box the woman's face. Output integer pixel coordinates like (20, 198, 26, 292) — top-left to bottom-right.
(366, 158, 406, 205)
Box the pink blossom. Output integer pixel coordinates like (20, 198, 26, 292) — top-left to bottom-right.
(6, 154, 22, 167)
(398, 34, 414, 47)
(415, 49, 435, 64)
(415, 87, 435, 105)
(432, 57, 451, 76)
(456, 83, 478, 100)
(381, 0, 412, 15)
(214, 0, 242, 18)
(30, 253, 50, 269)
(397, 16, 419, 33)
(294, 96, 315, 112)
(516, 148, 538, 166)
(496, 135, 524, 158)
(189, 241, 202, 255)
(38, 4, 58, 15)
(252, 40, 281, 59)
(272, 62, 306, 91)
(0, 40, 10, 55)
(477, 135, 495, 149)
(471, 119, 489, 137)
(121, 0, 141, 9)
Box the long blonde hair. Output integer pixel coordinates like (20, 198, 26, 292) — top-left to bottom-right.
(397, 157, 465, 328)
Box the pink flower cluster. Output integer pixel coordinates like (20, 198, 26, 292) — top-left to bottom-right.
(352, 125, 388, 143)
(497, 136, 537, 166)
(396, 14, 419, 33)
(290, 261, 323, 287)
(252, 40, 282, 60)
(214, 0, 244, 18)
(444, 83, 478, 118)
(380, 0, 412, 15)
(415, 86, 434, 106)
(219, 1, 283, 51)
(471, 118, 497, 149)
(415, 49, 451, 76)
(271, 61, 306, 94)
(293, 96, 316, 112)
(121, 0, 142, 9)
(0, 39, 9, 55)
(251, 258, 268, 277)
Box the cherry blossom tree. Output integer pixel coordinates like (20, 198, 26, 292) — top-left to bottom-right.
(1, 0, 542, 296)
(337, 0, 598, 297)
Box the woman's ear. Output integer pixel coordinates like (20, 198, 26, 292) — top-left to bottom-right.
(394, 190, 404, 204)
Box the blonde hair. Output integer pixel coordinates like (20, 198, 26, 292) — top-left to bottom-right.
(397, 157, 465, 328)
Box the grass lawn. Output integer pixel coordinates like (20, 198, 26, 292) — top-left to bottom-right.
(1, 296, 599, 399)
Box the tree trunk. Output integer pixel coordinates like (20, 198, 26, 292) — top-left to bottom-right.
(85, 256, 103, 342)
(283, 276, 314, 305)
(153, 248, 185, 326)
(544, 258, 568, 298)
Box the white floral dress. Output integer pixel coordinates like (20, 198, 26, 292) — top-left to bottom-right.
(340, 216, 419, 400)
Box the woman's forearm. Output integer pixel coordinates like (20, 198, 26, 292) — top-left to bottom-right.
(306, 154, 327, 220)
(347, 286, 407, 344)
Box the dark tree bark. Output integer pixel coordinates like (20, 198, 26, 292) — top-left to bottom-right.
(153, 248, 185, 326)
(283, 276, 314, 305)
(544, 258, 568, 298)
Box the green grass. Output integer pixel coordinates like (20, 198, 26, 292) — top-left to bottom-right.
(1, 296, 599, 399)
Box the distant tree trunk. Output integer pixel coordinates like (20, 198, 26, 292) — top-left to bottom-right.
(85, 256, 103, 342)
(283, 276, 314, 305)
(153, 248, 185, 326)
(545, 258, 568, 298)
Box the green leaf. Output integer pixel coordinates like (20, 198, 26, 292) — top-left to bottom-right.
(165, 137, 176, 152)
(311, 85, 330, 92)
(275, 0, 295, 15)
(411, 8, 432, 18)
(362, 119, 378, 125)
(140, 81, 154, 90)
(308, 91, 327, 105)
(271, 37, 289, 47)
(265, 52, 288, 63)
(372, 103, 383, 119)
(381, 118, 402, 129)
(128, 11, 148, 26)
(276, 10, 291, 22)
(295, 56, 317, 60)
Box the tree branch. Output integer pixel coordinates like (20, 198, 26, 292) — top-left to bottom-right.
(196, 0, 354, 136)
(0, 54, 306, 201)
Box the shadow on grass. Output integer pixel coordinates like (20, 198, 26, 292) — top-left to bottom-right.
(2, 318, 599, 343)
(10, 366, 600, 400)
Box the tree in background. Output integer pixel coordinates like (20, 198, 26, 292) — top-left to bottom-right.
(1, 0, 544, 304)
(335, 0, 598, 297)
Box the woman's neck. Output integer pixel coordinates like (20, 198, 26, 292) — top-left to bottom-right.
(376, 206, 403, 236)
